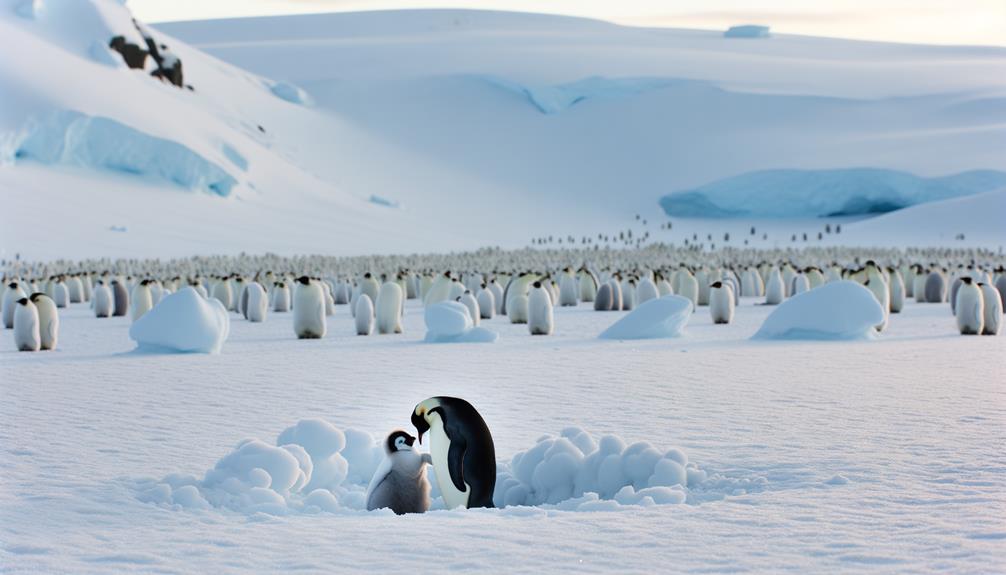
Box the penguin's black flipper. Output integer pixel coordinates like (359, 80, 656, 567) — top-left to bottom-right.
(447, 436, 468, 493)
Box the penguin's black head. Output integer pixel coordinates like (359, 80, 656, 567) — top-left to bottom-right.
(364, 272, 372, 279)
(533, 281, 542, 289)
(386, 430, 416, 453)
(296, 276, 311, 285)
(711, 281, 723, 289)
(7, 282, 16, 289)
(17, 298, 28, 306)
(29, 293, 45, 303)
(962, 277, 973, 284)
(411, 410, 431, 444)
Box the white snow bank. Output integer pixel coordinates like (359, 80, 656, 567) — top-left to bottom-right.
(269, 81, 312, 105)
(486, 76, 686, 114)
(598, 295, 692, 340)
(13, 110, 239, 196)
(129, 287, 230, 353)
(660, 168, 1006, 218)
(137, 418, 756, 515)
(424, 301, 498, 343)
(752, 280, 884, 341)
(9, 0, 145, 62)
(724, 25, 771, 39)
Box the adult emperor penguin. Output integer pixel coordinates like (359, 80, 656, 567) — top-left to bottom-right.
(244, 282, 268, 323)
(924, 270, 946, 304)
(412, 397, 496, 509)
(13, 298, 40, 352)
(709, 281, 735, 324)
(360, 273, 381, 306)
(93, 279, 113, 318)
(476, 285, 495, 320)
(355, 294, 374, 335)
(955, 277, 984, 335)
(558, 268, 578, 307)
(636, 277, 659, 305)
(3, 281, 26, 329)
(366, 430, 432, 515)
(764, 266, 784, 305)
(527, 281, 554, 335)
(888, 266, 905, 313)
(458, 290, 481, 327)
(375, 281, 404, 334)
(131, 279, 154, 321)
(272, 281, 291, 312)
(293, 276, 326, 339)
(29, 293, 58, 351)
(110, 279, 129, 317)
(979, 283, 1002, 335)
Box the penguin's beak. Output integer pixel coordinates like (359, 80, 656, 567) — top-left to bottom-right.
(416, 430, 424, 444)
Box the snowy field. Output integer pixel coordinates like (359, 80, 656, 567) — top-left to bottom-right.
(3, 295, 1004, 573)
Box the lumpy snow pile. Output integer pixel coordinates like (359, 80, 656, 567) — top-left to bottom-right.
(135, 419, 745, 515)
(129, 287, 230, 353)
(752, 280, 884, 341)
(598, 295, 692, 340)
(424, 301, 498, 343)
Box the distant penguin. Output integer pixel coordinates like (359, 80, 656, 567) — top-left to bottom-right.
(93, 280, 113, 318)
(272, 281, 291, 312)
(360, 273, 381, 305)
(558, 269, 578, 307)
(509, 293, 529, 324)
(322, 281, 336, 316)
(245, 282, 268, 322)
(111, 279, 129, 317)
(476, 285, 495, 320)
(925, 271, 946, 304)
(791, 273, 810, 295)
(375, 281, 404, 334)
(488, 279, 504, 315)
(52, 280, 69, 308)
(577, 267, 598, 302)
(355, 294, 374, 335)
(950, 277, 964, 315)
(458, 290, 480, 327)
(621, 278, 637, 311)
(594, 283, 613, 311)
(528, 281, 554, 335)
(412, 397, 496, 509)
(888, 268, 905, 313)
(913, 271, 929, 302)
(979, 283, 1001, 335)
(678, 272, 699, 310)
(765, 267, 784, 305)
(3, 281, 26, 329)
(864, 263, 889, 331)
(955, 278, 983, 335)
(709, 281, 734, 324)
(366, 430, 432, 515)
(636, 277, 659, 305)
(13, 298, 40, 352)
(606, 278, 623, 311)
(293, 276, 326, 339)
(29, 293, 58, 351)
(212, 279, 233, 311)
(131, 279, 153, 321)
(424, 272, 454, 306)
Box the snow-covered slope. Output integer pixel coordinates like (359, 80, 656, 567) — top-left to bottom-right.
(2, 5, 1005, 259)
(659, 168, 1006, 218)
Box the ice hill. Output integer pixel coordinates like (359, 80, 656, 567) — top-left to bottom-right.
(659, 169, 1006, 218)
(2, 4, 1005, 258)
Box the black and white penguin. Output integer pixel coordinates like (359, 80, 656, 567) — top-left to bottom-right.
(13, 298, 40, 352)
(925, 271, 946, 304)
(131, 279, 154, 321)
(3, 281, 26, 329)
(366, 430, 432, 515)
(375, 281, 404, 334)
(111, 279, 129, 317)
(293, 276, 326, 339)
(458, 290, 480, 327)
(527, 281, 554, 335)
(93, 279, 113, 318)
(955, 277, 983, 335)
(979, 283, 1002, 336)
(476, 285, 495, 320)
(355, 294, 374, 335)
(708, 281, 734, 324)
(411, 397, 496, 509)
(244, 281, 268, 322)
(29, 293, 59, 351)
(272, 281, 291, 312)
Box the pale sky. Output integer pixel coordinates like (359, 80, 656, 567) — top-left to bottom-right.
(129, 0, 1006, 46)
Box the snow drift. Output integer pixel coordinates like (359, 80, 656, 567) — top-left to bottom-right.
(660, 169, 1006, 218)
(129, 286, 230, 353)
(135, 418, 746, 515)
(752, 280, 884, 341)
(598, 295, 692, 340)
(424, 301, 498, 343)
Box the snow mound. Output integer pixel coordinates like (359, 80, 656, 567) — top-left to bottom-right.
(752, 281, 884, 341)
(486, 76, 686, 114)
(424, 301, 498, 343)
(129, 286, 230, 353)
(9, 0, 144, 62)
(598, 295, 692, 340)
(660, 168, 1006, 218)
(269, 81, 312, 105)
(135, 419, 385, 515)
(13, 111, 238, 197)
(724, 25, 771, 39)
(495, 427, 721, 510)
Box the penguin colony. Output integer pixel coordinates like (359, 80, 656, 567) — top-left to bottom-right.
(4, 245, 1004, 351)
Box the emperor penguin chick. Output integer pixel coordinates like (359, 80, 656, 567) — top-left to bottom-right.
(708, 281, 735, 325)
(366, 431, 431, 515)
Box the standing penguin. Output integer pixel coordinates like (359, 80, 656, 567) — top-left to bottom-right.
(3, 281, 26, 329)
(293, 276, 326, 339)
(888, 267, 905, 313)
(708, 281, 735, 324)
(29, 293, 59, 351)
(111, 279, 129, 317)
(375, 281, 404, 334)
(458, 290, 481, 327)
(355, 294, 374, 335)
(979, 283, 1002, 335)
(366, 430, 432, 515)
(764, 267, 784, 305)
(272, 281, 291, 312)
(131, 279, 154, 321)
(411, 397, 496, 509)
(13, 298, 40, 352)
(476, 285, 495, 320)
(93, 279, 113, 318)
(955, 277, 984, 335)
(244, 282, 268, 323)
(527, 281, 554, 335)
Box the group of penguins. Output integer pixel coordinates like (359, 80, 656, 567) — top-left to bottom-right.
(5, 246, 1004, 352)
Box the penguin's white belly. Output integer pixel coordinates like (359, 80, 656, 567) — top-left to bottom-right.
(429, 417, 469, 509)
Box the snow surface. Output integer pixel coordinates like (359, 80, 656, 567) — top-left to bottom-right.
(752, 281, 886, 340)
(128, 286, 230, 353)
(3, 295, 1004, 573)
(3, 6, 1006, 259)
(660, 168, 1006, 218)
(598, 295, 693, 340)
